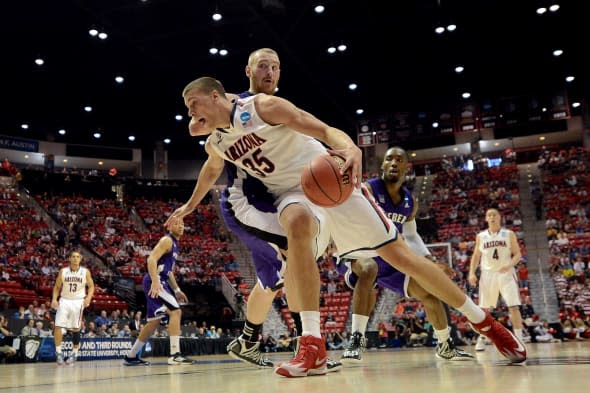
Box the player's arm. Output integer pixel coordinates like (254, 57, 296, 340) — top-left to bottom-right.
(507, 230, 522, 269)
(168, 270, 188, 303)
(51, 268, 64, 309)
(146, 236, 173, 298)
(402, 197, 430, 257)
(165, 140, 225, 226)
(254, 94, 362, 187)
(468, 234, 482, 286)
(84, 269, 95, 308)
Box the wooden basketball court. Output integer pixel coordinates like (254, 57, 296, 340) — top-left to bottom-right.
(1, 341, 588, 393)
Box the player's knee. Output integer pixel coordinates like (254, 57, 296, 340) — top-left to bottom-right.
(72, 331, 81, 346)
(280, 207, 316, 239)
(355, 259, 378, 281)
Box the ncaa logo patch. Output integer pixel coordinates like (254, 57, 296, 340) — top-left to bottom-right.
(240, 112, 251, 123)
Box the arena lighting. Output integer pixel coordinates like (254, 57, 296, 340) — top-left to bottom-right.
(58, 129, 66, 135)
(209, 47, 219, 55)
(462, 92, 471, 99)
(115, 76, 124, 83)
(314, 5, 325, 13)
(212, 12, 222, 21)
(175, 115, 183, 121)
(88, 29, 98, 36)
(84, 106, 92, 112)
(565, 75, 575, 82)
(572, 102, 581, 108)
(219, 49, 228, 56)
(454, 66, 464, 73)
(34, 58, 44, 66)
(327, 47, 336, 54)
(356, 109, 364, 115)
(536, 7, 547, 14)
(164, 138, 171, 144)
(348, 83, 357, 90)
(128, 135, 136, 141)
(552, 49, 563, 56)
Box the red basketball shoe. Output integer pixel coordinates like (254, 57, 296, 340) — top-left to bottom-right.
(471, 313, 527, 363)
(275, 335, 327, 377)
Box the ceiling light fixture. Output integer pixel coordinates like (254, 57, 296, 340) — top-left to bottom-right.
(314, 5, 325, 13)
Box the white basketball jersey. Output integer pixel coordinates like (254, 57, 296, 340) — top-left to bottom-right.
(208, 94, 327, 196)
(60, 266, 87, 300)
(477, 229, 513, 272)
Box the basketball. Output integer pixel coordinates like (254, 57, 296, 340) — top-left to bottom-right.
(301, 153, 354, 207)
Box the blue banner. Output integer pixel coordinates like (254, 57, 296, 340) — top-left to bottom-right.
(0, 135, 39, 152)
(35, 337, 134, 361)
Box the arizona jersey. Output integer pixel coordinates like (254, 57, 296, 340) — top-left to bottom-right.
(367, 177, 414, 232)
(208, 94, 327, 197)
(477, 229, 513, 272)
(60, 267, 88, 300)
(155, 234, 179, 282)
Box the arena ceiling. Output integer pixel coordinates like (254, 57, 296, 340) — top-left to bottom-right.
(1, 1, 586, 159)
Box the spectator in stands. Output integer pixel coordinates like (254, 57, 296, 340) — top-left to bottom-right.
(377, 320, 389, 348)
(533, 320, 557, 343)
(0, 314, 17, 361)
(261, 334, 278, 353)
(94, 310, 111, 328)
(118, 324, 132, 338)
(517, 262, 529, 289)
(277, 333, 293, 352)
(20, 318, 39, 336)
(0, 290, 11, 311)
(130, 310, 143, 334)
(327, 331, 346, 350)
(38, 321, 52, 337)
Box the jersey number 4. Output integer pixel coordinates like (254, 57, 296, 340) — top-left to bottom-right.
(242, 148, 275, 177)
(492, 248, 499, 260)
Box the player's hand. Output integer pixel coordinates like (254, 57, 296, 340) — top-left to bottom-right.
(434, 261, 456, 279)
(51, 300, 59, 310)
(165, 205, 192, 228)
(149, 281, 163, 298)
(468, 273, 478, 287)
(327, 145, 363, 188)
(175, 290, 188, 304)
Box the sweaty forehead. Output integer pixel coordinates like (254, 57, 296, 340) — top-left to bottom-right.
(385, 148, 406, 159)
(255, 54, 280, 65)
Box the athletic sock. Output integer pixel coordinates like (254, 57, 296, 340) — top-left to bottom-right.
(170, 335, 180, 354)
(241, 320, 263, 342)
(457, 297, 486, 324)
(351, 314, 369, 335)
(435, 328, 450, 343)
(128, 339, 145, 358)
(300, 311, 321, 338)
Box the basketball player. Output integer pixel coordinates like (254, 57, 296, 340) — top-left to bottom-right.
(123, 217, 194, 366)
(51, 250, 95, 365)
(168, 77, 526, 377)
(339, 146, 473, 362)
(469, 208, 525, 352)
(221, 48, 341, 371)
